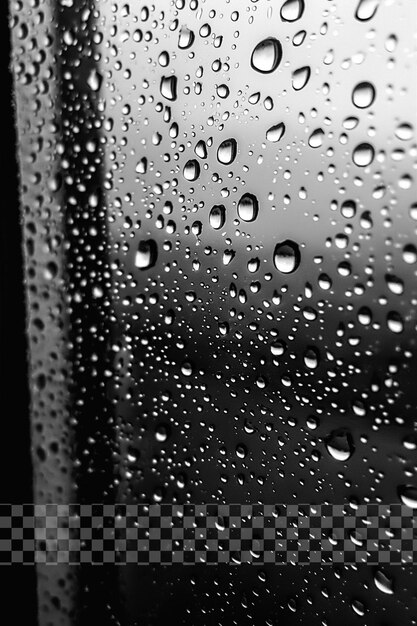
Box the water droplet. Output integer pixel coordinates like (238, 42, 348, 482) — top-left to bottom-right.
(216, 84, 230, 99)
(266, 122, 286, 143)
(358, 306, 372, 325)
(292, 66, 311, 91)
(355, 0, 379, 22)
(195, 140, 208, 159)
(178, 25, 194, 49)
(385, 274, 404, 295)
(403, 244, 417, 264)
(251, 38, 282, 74)
(181, 361, 194, 377)
(352, 82, 376, 108)
(158, 51, 170, 67)
(280, 0, 305, 22)
(395, 123, 413, 141)
(403, 434, 417, 450)
(209, 205, 226, 230)
(217, 138, 237, 165)
(271, 340, 286, 356)
(135, 157, 147, 174)
(308, 128, 324, 148)
(237, 193, 259, 222)
(325, 428, 355, 462)
(398, 485, 417, 509)
(374, 570, 394, 595)
(160, 75, 178, 100)
(155, 425, 169, 442)
(303, 346, 320, 369)
(352, 142, 374, 167)
(341, 200, 357, 218)
(87, 69, 102, 92)
(273, 240, 301, 274)
(183, 159, 200, 181)
(223, 249, 236, 265)
(386, 311, 403, 333)
(135, 240, 158, 270)
(351, 599, 366, 617)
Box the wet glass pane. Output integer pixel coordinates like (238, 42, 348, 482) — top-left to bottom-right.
(9, 0, 417, 623)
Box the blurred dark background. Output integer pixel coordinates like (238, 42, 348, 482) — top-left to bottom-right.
(1, 1, 37, 623)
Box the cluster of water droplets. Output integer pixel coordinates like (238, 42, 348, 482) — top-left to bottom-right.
(10, 0, 417, 621)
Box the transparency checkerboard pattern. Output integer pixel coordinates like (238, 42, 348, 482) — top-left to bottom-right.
(0, 504, 415, 564)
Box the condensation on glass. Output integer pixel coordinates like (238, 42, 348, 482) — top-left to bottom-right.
(9, 0, 417, 624)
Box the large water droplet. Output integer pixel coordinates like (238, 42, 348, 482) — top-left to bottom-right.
(398, 485, 417, 508)
(374, 570, 394, 595)
(280, 0, 305, 22)
(273, 240, 301, 274)
(217, 138, 237, 165)
(87, 69, 103, 92)
(178, 25, 195, 49)
(395, 123, 413, 141)
(303, 346, 320, 369)
(135, 240, 158, 270)
(195, 140, 207, 159)
(292, 66, 311, 90)
(352, 82, 376, 108)
(308, 128, 324, 148)
(266, 122, 286, 143)
(352, 142, 375, 167)
(135, 157, 147, 174)
(209, 205, 226, 230)
(251, 38, 282, 74)
(341, 200, 357, 218)
(351, 600, 366, 617)
(237, 193, 259, 222)
(181, 361, 194, 377)
(387, 311, 404, 333)
(325, 428, 355, 461)
(183, 159, 200, 181)
(160, 75, 178, 100)
(355, 0, 379, 21)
